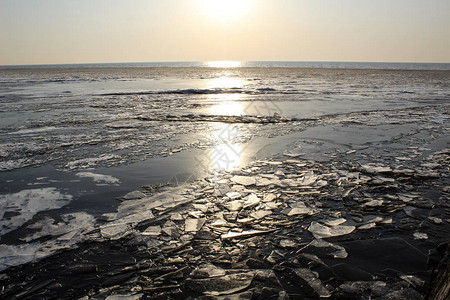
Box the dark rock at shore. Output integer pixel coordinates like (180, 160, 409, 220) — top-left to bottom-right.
(428, 242, 450, 300)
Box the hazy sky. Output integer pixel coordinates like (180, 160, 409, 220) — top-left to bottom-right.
(1, 0, 449, 65)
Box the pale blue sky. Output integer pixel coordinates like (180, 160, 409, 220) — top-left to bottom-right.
(1, 0, 449, 65)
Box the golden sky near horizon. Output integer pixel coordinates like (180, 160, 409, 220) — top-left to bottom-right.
(1, 0, 449, 65)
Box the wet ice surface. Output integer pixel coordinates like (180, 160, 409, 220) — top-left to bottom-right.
(0, 67, 449, 298)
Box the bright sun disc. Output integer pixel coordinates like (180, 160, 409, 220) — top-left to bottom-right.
(201, 0, 253, 20)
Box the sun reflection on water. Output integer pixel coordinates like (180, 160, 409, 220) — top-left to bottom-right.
(209, 101, 243, 116)
(206, 61, 242, 68)
(201, 75, 248, 171)
(207, 76, 244, 89)
(206, 76, 245, 116)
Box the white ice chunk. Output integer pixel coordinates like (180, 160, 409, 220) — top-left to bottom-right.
(308, 221, 355, 239)
(185, 218, 206, 233)
(230, 176, 256, 186)
(323, 218, 347, 227)
(299, 171, 318, 186)
(413, 232, 428, 240)
(361, 164, 392, 174)
(250, 210, 272, 220)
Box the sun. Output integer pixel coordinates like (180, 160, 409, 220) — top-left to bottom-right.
(200, 0, 253, 21)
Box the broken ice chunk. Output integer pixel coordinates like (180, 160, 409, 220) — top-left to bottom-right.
(193, 204, 209, 213)
(428, 217, 443, 224)
(230, 176, 256, 186)
(190, 263, 227, 278)
(280, 239, 298, 248)
(275, 170, 286, 176)
(185, 218, 206, 233)
(413, 232, 428, 240)
(285, 207, 313, 216)
(363, 199, 384, 207)
(264, 202, 281, 210)
(122, 190, 146, 200)
(256, 177, 276, 186)
(224, 200, 243, 211)
(170, 213, 184, 221)
(364, 216, 383, 224)
(309, 239, 348, 259)
(225, 191, 242, 200)
(380, 217, 393, 224)
(105, 293, 143, 300)
(263, 193, 278, 202)
(284, 202, 314, 216)
(292, 268, 331, 298)
(299, 171, 318, 186)
(400, 275, 426, 288)
(221, 229, 273, 240)
(308, 221, 355, 239)
(237, 217, 254, 224)
(142, 225, 162, 236)
(243, 194, 260, 208)
(314, 180, 328, 188)
(186, 272, 254, 296)
(250, 210, 272, 220)
(323, 218, 347, 227)
(100, 223, 131, 239)
(358, 222, 376, 230)
(361, 164, 392, 174)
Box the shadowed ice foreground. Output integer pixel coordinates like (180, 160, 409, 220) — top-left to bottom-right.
(0, 66, 449, 299)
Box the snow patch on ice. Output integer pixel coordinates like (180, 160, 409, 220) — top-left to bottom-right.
(0, 243, 40, 272)
(0, 212, 95, 271)
(0, 188, 73, 237)
(24, 212, 96, 242)
(76, 172, 120, 185)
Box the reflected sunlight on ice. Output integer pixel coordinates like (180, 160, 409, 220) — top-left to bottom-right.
(207, 123, 244, 171)
(209, 143, 242, 171)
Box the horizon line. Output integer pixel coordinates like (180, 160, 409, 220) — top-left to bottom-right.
(1, 60, 450, 68)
